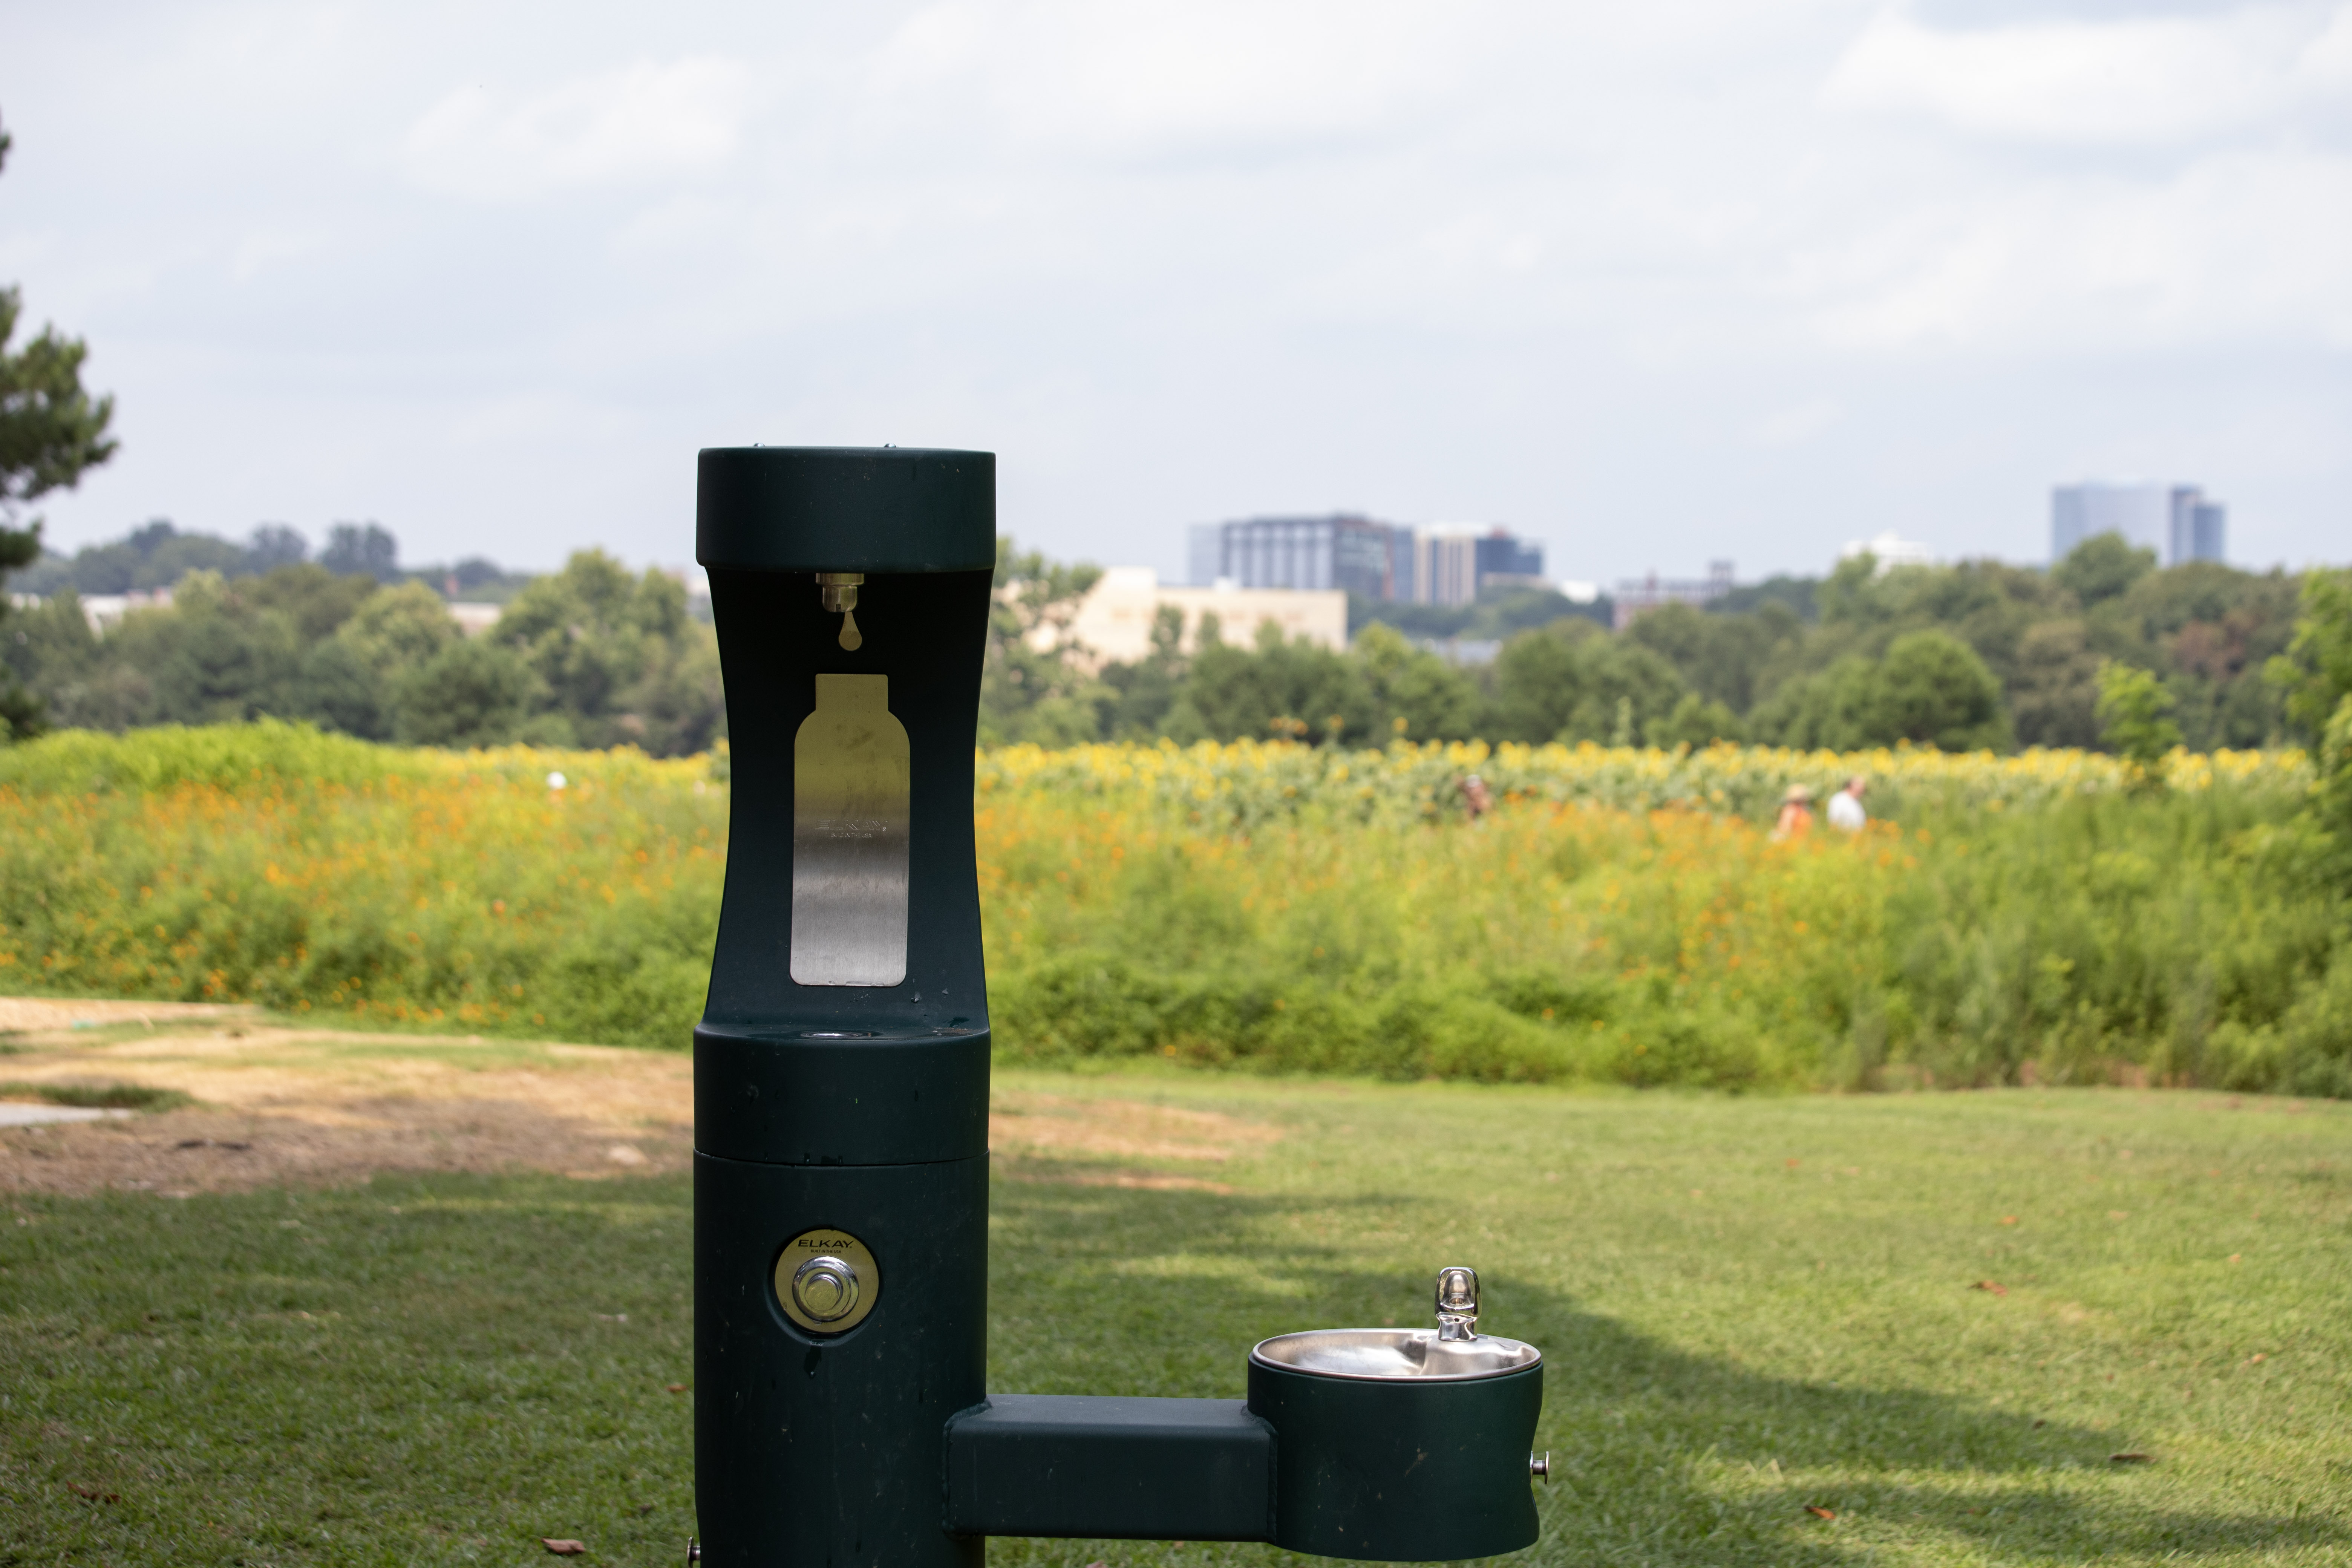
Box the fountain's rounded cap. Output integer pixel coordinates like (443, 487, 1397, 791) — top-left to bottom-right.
(697, 447, 996, 573)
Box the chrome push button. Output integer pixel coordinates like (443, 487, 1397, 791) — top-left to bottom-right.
(792, 1255, 860, 1321)
(773, 1227, 880, 1334)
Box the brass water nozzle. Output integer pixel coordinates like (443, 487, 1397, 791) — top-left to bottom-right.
(818, 573, 864, 650)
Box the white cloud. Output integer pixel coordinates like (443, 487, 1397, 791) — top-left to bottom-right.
(230, 228, 334, 283)
(2299, 3, 2352, 84)
(400, 57, 753, 202)
(874, 0, 1452, 156)
(1822, 3, 2348, 144)
(1804, 147, 2352, 350)
(1750, 397, 1844, 447)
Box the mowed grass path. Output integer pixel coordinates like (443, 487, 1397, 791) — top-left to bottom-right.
(4, 1074, 2347, 1567)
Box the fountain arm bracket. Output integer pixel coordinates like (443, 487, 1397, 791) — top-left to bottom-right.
(943, 1395, 1274, 1542)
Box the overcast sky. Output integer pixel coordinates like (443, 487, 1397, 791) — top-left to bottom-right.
(2, 0, 2346, 586)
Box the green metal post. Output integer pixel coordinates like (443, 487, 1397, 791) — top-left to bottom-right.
(693, 447, 997, 1568)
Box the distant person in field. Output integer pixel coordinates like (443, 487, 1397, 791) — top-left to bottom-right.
(1828, 776, 1868, 833)
(1772, 784, 1814, 841)
(1460, 774, 1493, 821)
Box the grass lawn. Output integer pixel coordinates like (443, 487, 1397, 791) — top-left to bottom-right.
(3, 1070, 2347, 1566)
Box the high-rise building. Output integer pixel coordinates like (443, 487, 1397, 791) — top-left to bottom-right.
(1405, 527, 1548, 607)
(1473, 531, 1546, 592)
(1188, 516, 1543, 606)
(2052, 482, 2226, 565)
(1185, 523, 1223, 590)
(2171, 490, 2228, 565)
(1187, 515, 1401, 599)
(1413, 529, 1480, 607)
(2052, 483, 2166, 560)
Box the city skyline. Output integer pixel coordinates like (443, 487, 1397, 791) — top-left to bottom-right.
(1184, 514, 1546, 606)
(3, 488, 2277, 598)
(2051, 481, 2228, 568)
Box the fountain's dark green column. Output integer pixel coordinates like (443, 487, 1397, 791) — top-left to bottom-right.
(693, 448, 997, 1568)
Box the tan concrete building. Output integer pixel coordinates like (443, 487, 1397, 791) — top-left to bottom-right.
(447, 602, 505, 636)
(1029, 567, 1347, 671)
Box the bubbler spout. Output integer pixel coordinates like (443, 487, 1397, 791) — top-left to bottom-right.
(1436, 1266, 1481, 1342)
(818, 572, 864, 650)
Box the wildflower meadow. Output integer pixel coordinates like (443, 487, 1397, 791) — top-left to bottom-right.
(1, 723, 2344, 1095)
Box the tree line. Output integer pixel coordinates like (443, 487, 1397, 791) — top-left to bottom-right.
(982, 534, 2324, 755)
(0, 522, 2337, 768)
(7, 516, 534, 601)
(5, 541, 722, 756)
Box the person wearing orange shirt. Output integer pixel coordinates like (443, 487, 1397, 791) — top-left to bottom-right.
(1772, 784, 1815, 841)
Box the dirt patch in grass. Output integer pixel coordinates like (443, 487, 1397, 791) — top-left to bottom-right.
(1, 1096, 691, 1197)
(0, 999, 1280, 1197)
(0, 1002, 691, 1197)
(987, 1090, 1282, 1193)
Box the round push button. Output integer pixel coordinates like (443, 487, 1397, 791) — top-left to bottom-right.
(773, 1227, 880, 1334)
(792, 1255, 860, 1321)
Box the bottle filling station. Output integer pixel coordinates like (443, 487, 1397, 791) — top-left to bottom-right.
(692, 447, 1546, 1566)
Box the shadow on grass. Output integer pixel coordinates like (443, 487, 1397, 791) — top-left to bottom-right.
(984, 1179, 2346, 1568)
(3, 1165, 2335, 1568)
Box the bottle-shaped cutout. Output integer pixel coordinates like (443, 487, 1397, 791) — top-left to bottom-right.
(790, 673, 911, 987)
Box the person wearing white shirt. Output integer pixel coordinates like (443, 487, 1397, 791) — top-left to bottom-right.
(1828, 776, 1868, 832)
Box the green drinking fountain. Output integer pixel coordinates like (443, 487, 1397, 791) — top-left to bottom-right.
(691, 447, 1545, 1566)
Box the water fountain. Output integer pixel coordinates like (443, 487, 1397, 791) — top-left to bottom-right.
(691, 447, 1544, 1566)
